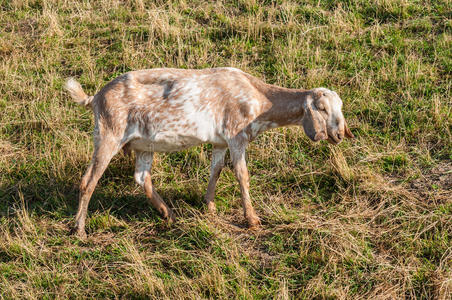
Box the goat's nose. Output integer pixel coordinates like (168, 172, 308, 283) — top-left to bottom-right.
(314, 132, 326, 141)
(337, 132, 343, 141)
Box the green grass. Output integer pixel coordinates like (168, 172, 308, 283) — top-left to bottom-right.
(0, 0, 451, 299)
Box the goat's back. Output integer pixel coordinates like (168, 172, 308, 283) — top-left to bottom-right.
(90, 68, 271, 151)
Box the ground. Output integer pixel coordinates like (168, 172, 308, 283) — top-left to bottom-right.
(0, 0, 451, 299)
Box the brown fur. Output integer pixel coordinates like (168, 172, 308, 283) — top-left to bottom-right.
(65, 67, 354, 238)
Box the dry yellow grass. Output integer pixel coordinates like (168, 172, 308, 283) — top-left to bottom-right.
(0, 0, 451, 299)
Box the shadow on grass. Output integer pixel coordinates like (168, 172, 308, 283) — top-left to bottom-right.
(0, 163, 209, 225)
(0, 149, 340, 233)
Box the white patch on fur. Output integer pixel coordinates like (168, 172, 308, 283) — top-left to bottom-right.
(134, 151, 153, 186)
(126, 77, 228, 152)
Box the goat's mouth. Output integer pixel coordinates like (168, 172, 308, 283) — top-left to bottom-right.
(308, 132, 328, 142)
(327, 134, 341, 145)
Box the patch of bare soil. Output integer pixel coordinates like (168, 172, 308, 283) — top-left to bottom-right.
(409, 162, 452, 202)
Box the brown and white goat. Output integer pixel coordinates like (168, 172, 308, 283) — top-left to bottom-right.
(65, 67, 354, 238)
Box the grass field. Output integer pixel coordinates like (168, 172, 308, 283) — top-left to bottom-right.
(0, 0, 451, 299)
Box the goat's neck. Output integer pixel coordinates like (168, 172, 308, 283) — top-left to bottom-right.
(257, 84, 307, 127)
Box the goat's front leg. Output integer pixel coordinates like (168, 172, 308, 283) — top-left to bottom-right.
(205, 147, 227, 213)
(134, 150, 175, 222)
(228, 137, 261, 229)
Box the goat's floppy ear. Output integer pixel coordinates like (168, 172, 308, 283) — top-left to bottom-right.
(302, 103, 327, 141)
(344, 120, 354, 139)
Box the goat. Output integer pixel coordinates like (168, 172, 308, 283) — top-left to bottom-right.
(64, 67, 354, 238)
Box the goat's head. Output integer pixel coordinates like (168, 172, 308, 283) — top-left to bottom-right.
(301, 88, 354, 144)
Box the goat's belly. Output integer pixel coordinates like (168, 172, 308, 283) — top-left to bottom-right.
(129, 133, 226, 152)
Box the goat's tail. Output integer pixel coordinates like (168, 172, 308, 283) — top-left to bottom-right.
(64, 78, 94, 107)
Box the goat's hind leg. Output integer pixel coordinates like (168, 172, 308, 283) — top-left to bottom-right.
(134, 150, 175, 222)
(73, 137, 120, 238)
(205, 147, 227, 213)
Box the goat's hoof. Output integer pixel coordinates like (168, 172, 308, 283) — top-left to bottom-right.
(248, 224, 261, 231)
(160, 206, 176, 224)
(166, 211, 176, 224)
(78, 231, 88, 239)
(207, 202, 216, 214)
(71, 227, 87, 239)
(247, 217, 261, 230)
